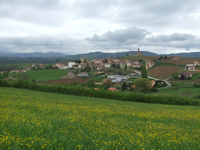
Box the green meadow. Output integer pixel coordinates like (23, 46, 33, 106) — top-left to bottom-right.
(0, 87, 200, 150)
(10, 69, 69, 82)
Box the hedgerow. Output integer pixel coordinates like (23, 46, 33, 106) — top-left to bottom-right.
(0, 79, 199, 106)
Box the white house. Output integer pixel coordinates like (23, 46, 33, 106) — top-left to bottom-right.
(55, 63, 65, 69)
(68, 62, 76, 68)
(107, 75, 128, 83)
(60, 66, 69, 69)
(185, 64, 196, 71)
(78, 72, 89, 77)
(104, 63, 111, 68)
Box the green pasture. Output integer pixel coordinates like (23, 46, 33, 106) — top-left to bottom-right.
(10, 69, 69, 82)
(152, 83, 200, 98)
(0, 87, 200, 150)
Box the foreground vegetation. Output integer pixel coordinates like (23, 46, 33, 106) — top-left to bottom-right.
(0, 87, 200, 149)
(1, 79, 200, 106)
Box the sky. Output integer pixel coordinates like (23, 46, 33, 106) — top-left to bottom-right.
(0, 0, 200, 55)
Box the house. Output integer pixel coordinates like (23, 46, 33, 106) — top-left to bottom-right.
(179, 72, 192, 79)
(92, 59, 102, 64)
(133, 61, 140, 65)
(60, 65, 69, 69)
(39, 64, 45, 69)
(19, 70, 27, 73)
(68, 62, 76, 68)
(185, 64, 196, 71)
(10, 70, 20, 74)
(78, 72, 89, 77)
(113, 58, 120, 63)
(119, 62, 126, 68)
(107, 58, 113, 63)
(67, 72, 75, 78)
(26, 67, 31, 71)
(193, 60, 199, 66)
(32, 64, 38, 67)
(55, 63, 65, 69)
(60, 75, 68, 79)
(172, 55, 180, 61)
(107, 75, 128, 83)
(150, 80, 156, 87)
(107, 87, 118, 92)
(132, 64, 141, 68)
(1, 71, 5, 74)
(80, 58, 86, 62)
(104, 63, 111, 68)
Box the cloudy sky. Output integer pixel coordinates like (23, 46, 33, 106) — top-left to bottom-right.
(0, 0, 200, 55)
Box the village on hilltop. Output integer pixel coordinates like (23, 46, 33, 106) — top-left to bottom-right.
(1, 49, 200, 92)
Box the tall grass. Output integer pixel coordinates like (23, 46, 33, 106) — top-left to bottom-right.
(0, 87, 200, 150)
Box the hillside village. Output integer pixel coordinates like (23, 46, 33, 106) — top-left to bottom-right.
(1, 52, 200, 93)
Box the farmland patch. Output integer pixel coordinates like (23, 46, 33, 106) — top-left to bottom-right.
(148, 66, 183, 79)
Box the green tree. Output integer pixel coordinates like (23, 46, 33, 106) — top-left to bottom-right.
(172, 72, 179, 79)
(71, 80, 79, 86)
(57, 59, 59, 63)
(141, 62, 148, 78)
(18, 73, 30, 80)
(87, 79, 96, 88)
(102, 79, 113, 89)
(2, 71, 9, 78)
(134, 78, 151, 93)
(116, 63, 120, 69)
(121, 82, 127, 91)
(124, 64, 127, 71)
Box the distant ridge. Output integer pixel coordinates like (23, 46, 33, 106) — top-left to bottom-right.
(0, 52, 67, 58)
(0, 50, 200, 58)
(167, 52, 200, 57)
(64, 51, 159, 59)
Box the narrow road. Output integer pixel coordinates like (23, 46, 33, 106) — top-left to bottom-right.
(134, 70, 172, 90)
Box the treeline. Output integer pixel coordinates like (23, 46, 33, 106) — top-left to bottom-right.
(0, 57, 70, 66)
(0, 79, 199, 107)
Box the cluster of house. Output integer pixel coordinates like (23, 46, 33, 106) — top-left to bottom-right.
(185, 60, 200, 71)
(53, 58, 155, 71)
(9, 64, 46, 74)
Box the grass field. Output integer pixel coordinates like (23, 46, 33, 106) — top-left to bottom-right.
(10, 69, 69, 82)
(151, 82, 200, 98)
(1, 87, 200, 149)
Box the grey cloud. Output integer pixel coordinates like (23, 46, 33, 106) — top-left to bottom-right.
(85, 27, 200, 52)
(85, 27, 150, 43)
(148, 33, 195, 42)
(0, 35, 93, 54)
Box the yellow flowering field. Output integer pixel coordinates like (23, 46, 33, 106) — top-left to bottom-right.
(0, 87, 200, 150)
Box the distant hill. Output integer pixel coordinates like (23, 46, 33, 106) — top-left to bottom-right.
(168, 52, 200, 57)
(64, 51, 159, 60)
(1, 50, 200, 59)
(0, 52, 67, 58)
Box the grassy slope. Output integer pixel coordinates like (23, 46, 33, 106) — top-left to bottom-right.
(10, 69, 69, 82)
(0, 87, 200, 150)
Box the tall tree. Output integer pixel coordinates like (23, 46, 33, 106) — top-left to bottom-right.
(141, 61, 148, 78)
(134, 78, 151, 93)
(124, 64, 127, 71)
